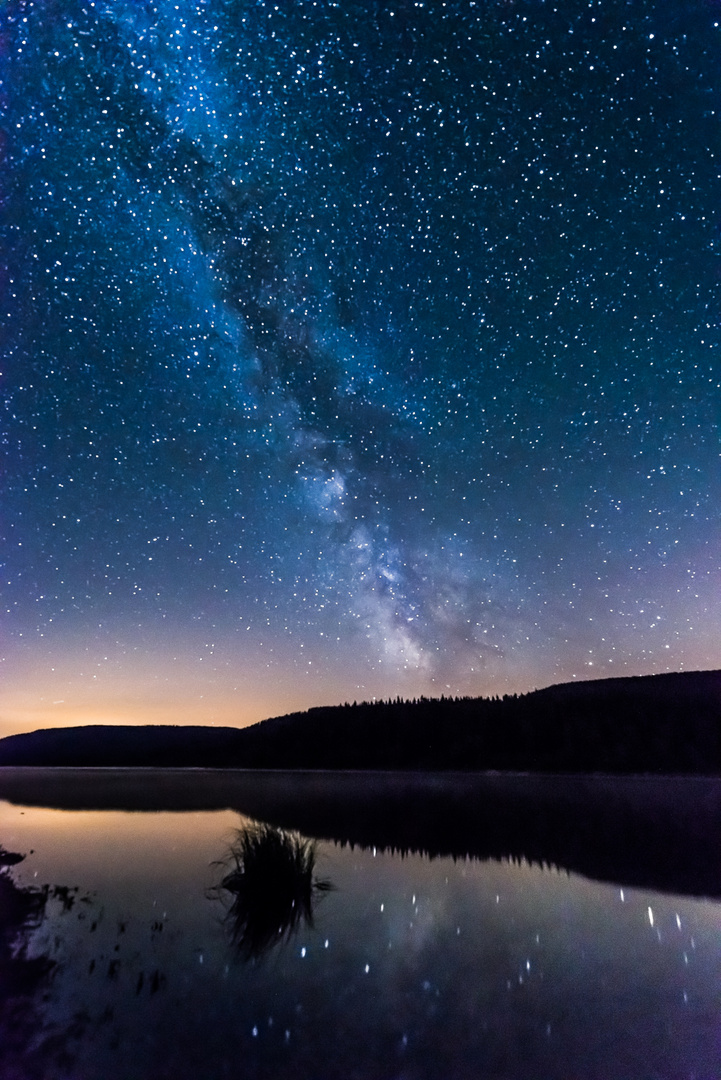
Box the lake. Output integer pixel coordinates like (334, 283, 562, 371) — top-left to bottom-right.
(1, 769, 720, 1079)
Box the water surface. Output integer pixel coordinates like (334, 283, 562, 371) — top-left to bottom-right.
(1, 770, 720, 1079)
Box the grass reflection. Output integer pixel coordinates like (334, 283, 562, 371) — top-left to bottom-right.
(214, 823, 333, 961)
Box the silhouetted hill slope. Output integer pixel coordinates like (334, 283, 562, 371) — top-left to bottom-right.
(0, 725, 247, 768)
(0, 670, 719, 771)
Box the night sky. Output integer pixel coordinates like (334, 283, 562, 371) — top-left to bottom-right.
(2, 0, 719, 736)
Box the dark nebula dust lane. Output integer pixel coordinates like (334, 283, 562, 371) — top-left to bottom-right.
(2, 0, 719, 732)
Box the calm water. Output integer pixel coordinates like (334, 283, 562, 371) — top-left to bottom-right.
(1, 771, 721, 1079)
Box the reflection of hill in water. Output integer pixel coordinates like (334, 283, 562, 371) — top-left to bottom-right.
(2, 768, 721, 900)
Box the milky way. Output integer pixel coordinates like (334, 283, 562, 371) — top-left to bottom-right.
(2, 0, 719, 732)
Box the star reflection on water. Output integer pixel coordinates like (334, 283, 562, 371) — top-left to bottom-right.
(1, 774, 721, 1079)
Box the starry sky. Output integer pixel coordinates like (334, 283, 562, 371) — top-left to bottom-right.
(2, 0, 720, 736)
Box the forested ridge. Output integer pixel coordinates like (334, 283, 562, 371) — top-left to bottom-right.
(1, 670, 719, 773)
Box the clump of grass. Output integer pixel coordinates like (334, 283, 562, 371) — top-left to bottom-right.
(215, 822, 333, 961)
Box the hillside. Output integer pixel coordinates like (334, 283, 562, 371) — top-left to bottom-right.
(0, 669, 719, 772)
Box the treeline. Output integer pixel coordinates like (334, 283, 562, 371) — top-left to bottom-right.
(0, 669, 719, 772)
(236, 670, 721, 772)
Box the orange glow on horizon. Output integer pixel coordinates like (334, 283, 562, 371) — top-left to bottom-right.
(3, 628, 717, 742)
(0, 681, 339, 739)
(0, 642, 362, 739)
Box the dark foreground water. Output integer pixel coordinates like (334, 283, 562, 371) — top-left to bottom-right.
(1, 770, 720, 1079)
